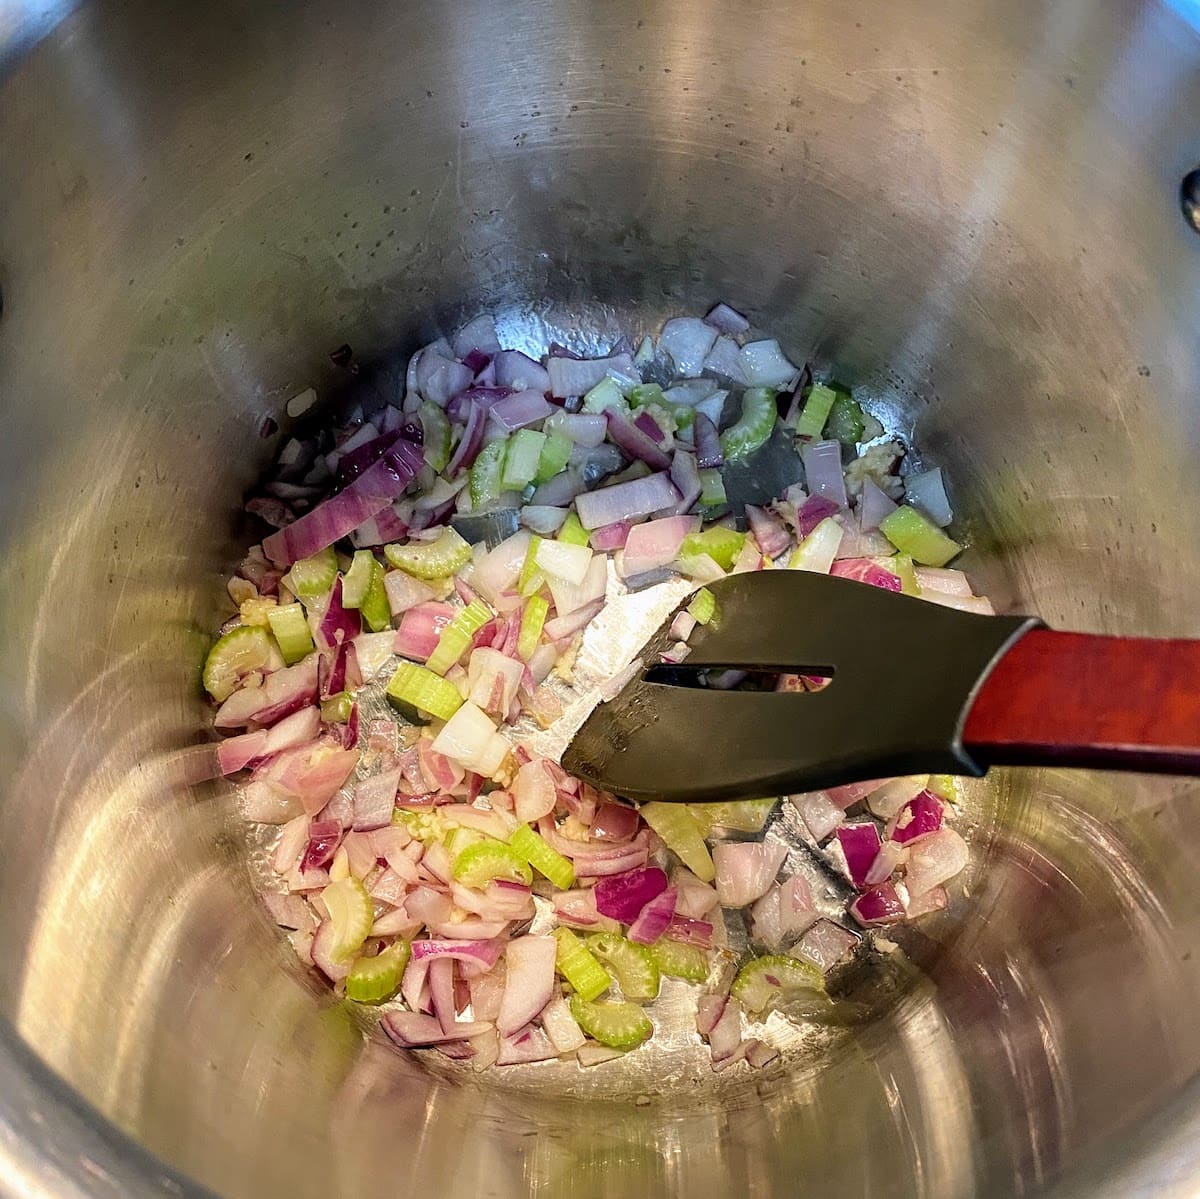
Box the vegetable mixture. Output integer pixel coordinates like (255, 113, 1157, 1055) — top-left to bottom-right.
(210, 304, 987, 1073)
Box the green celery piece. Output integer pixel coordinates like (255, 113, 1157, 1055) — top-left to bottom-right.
(639, 802, 715, 882)
(671, 404, 695, 430)
(202, 624, 282, 701)
(927, 774, 962, 804)
(509, 823, 576, 889)
(341, 549, 376, 608)
(730, 954, 826, 1017)
(581, 377, 627, 415)
(789, 516, 843, 572)
(266, 602, 315, 665)
(425, 598, 492, 676)
(679, 526, 745, 572)
(420, 401, 452, 472)
(687, 587, 718, 625)
(451, 840, 533, 888)
(445, 825, 487, 859)
(879, 506, 962, 567)
(553, 928, 612, 1002)
(535, 431, 573, 485)
(556, 511, 590, 547)
(289, 547, 338, 598)
(323, 878, 375, 962)
(648, 939, 710, 983)
(795, 382, 838, 439)
(720, 387, 777, 460)
(698, 468, 727, 506)
(586, 932, 661, 1003)
(385, 527, 472, 579)
(518, 594, 549, 660)
(385, 661, 464, 720)
(518, 534, 547, 597)
(360, 560, 392, 632)
(628, 383, 665, 409)
(469, 437, 509, 509)
(346, 940, 411, 1004)
(568, 995, 653, 1050)
(320, 691, 354, 723)
(500, 428, 547, 492)
(890, 553, 920, 596)
(825, 392, 866, 445)
(688, 798, 777, 835)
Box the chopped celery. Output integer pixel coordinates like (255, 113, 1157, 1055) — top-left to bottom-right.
(341, 549, 376, 608)
(320, 691, 354, 723)
(518, 535, 547, 597)
(535, 538, 593, 584)
(445, 825, 487, 859)
(628, 383, 665, 409)
(500, 428, 546, 491)
(518, 594, 549, 660)
(879, 505, 962, 567)
(730, 954, 826, 1016)
(671, 404, 695, 430)
(202, 625, 282, 702)
(420, 401, 451, 472)
(789, 516, 843, 572)
(688, 798, 777, 835)
(586, 932, 661, 1002)
(680, 527, 745, 572)
(385, 661, 465, 720)
(346, 940, 411, 1004)
(553, 928, 612, 1002)
(568, 995, 653, 1050)
(509, 823, 575, 889)
(385, 527, 472, 579)
(687, 587, 718, 626)
(469, 437, 509, 509)
(360, 560, 392, 632)
(581, 377, 627, 415)
(794, 382, 837, 439)
(323, 877, 374, 962)
(927, 774, 962, 804)
(698, 468, 726, 507)
(826, 392, 866, 445)
(289, 546, 338, 598)
(639, 803, 715, 882)
(535, 431, 574, 485)
(720, 387, 777, 460)
(648, 939, 709, 983)
(425, 598, 492, 675)
(891, 553, 920, 596)
(451, 840, 533, 888)
(556, 511, 590, 547)
(266, 602, 315, 665)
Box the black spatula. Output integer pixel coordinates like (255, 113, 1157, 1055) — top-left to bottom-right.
(561, 570, 1200, 802)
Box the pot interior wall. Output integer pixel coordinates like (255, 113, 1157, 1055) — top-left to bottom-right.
(2, 1, 1200, 1197)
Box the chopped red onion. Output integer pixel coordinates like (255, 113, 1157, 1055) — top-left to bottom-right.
(830, 557, 901, 591)
(606, 409, 672, 471)
(665, 915, 714, 948)
(546, 353, 635, 398)
(553, 887, 620, 932)
(904, 467, 953, 527)
(416, 352, 474, 409)
(858, 478, 899, 531)
(866, 776, 929, 820)
(310, 920, 352, 982)
(574, 471, 681, 530)
(903, 828, 969, 898)
(792, 919, 859, 972)
(628, 886, 678, 944)
(382, 1012, 494, 1048)
(497, 1027, 558, 1065)
(904, 884, 949, 919)
(589, 520, 631, 552)
(801, 440, 848, 510)
(520, 505, 570, 535)
(590, 803, 641, 842)
(738, 339, 799, 388)
(669, 449, 702, 514)
(702, 335, 749, 385)
(257, 743, 360, 817)
(795, 493, 839, 537)
(835, 823, 883, 889)
(545, 412, 608, 446)
(633, 409, 667, 443)
(619, 515, 696, 577)
(864, 840, 909, 887)
(383, 570, 437, 617)
(512, 759, 557, 823)
(543, 598, 604, 642)
(490, 390, 555, 431)
(850, 882, 907, 927)
(703, 302, 750, 335)
(446, 400, 488, 476)
(497, 935, 557, 1035)
(494, 350, 551, 393)
(393, 601, 455, 662)
(452, 315, 501, 361)
(713, 841, 788, 908)
(795, 791, 845, 842)
(659, 318, 718, 377)
(530, 468, 587, 508)
(410, 938, 504, 969)
(594, 866, 669, 921)
(745, 505, 791, 559)
(350, 767, 400, 831)
(888, 792, 944, 845)
(217, 729, 269, 776)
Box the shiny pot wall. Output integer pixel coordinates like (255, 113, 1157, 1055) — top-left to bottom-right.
(2, 1, 1200, 1196)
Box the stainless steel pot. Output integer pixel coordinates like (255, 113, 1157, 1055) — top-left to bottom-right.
(3, 1, 1200, 1196)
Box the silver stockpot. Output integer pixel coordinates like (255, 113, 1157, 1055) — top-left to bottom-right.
(2, 1, 1200, 1196)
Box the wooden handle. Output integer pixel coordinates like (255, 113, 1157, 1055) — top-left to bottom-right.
(962, 628, 1200, 774)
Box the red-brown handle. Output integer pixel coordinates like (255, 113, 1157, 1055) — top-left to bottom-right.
(962, 628, 1200, 774)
